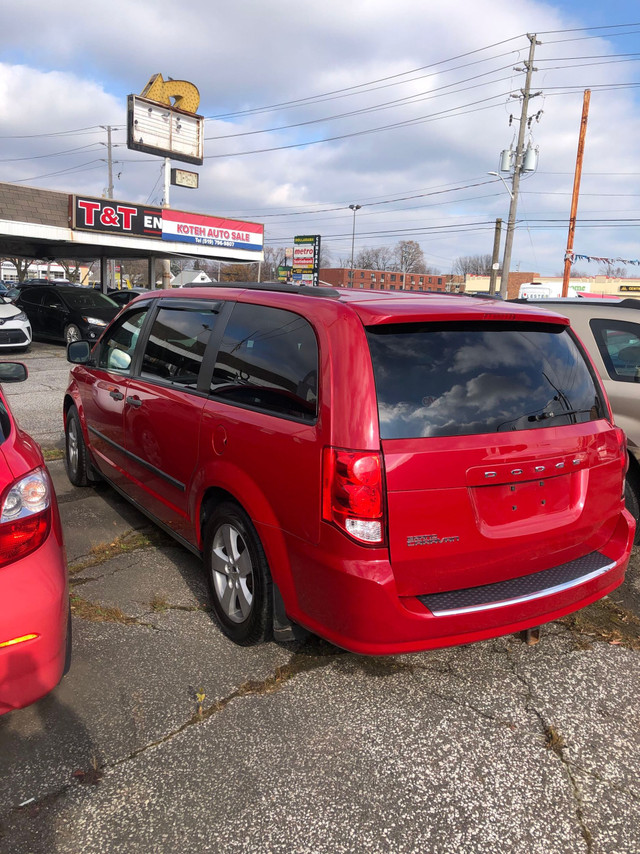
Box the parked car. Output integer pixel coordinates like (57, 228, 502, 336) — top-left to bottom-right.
(513, 297, 640, 542)
(0, 296, 32, 351)
(16, 285, 120, 344)
(64, 284, 634, 655)
(107, 287, 151, 306)
(0, 361, 69, 714)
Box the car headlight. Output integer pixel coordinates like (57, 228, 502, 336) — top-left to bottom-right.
(12, 311, 29, 323)
(82, 316, 108, 327)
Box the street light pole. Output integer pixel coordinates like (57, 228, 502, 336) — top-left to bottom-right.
(349, 204, 361, 283)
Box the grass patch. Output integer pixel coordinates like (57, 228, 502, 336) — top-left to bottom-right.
(70, 593, 137, 625)
(560, 598, 640, 651)
(42, 448, 65, 462)
(150, 594, 170, 612)
(68, 529, 164, 574)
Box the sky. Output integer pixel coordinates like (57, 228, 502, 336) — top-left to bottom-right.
(1, 0, 639, 277)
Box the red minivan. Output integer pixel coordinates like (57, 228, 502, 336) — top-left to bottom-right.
(64, 285, 634, 655)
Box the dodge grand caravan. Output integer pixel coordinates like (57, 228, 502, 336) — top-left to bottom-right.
(64, 284, 634, 655)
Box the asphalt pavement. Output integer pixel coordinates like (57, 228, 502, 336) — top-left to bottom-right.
(1, 341, 639, 854)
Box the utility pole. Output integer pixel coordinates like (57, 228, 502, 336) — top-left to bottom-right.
(101, 126, 115, 291)
(562, 89, 591, 297)
(499, 34, 541, 299)
(106, 126, 114, 199)
(488, 218, 502, 295)
(349, 204, 361, 283)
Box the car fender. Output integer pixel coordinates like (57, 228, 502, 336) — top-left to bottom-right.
(190, 457, 298, 610)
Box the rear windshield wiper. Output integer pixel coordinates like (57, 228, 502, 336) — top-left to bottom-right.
(528, 408, 594, 423)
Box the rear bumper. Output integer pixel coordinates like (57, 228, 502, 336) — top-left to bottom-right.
(284, 509, 635, 655)
(0, 524, 68, 715)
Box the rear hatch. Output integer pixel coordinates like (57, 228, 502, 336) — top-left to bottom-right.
(365, 317, 623, 597)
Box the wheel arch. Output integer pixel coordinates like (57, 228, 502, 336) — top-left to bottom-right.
(196, 477, 299, 619)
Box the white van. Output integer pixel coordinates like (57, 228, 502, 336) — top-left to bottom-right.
(519, 281, 591, 299)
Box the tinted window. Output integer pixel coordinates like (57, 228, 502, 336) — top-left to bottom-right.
(210, 303, 318, 422)
(367, 322, 605, 439)
(141, 306, 219, 388)
(64, 291, 118, 309)
(18, 289, 45, 306)
(42, 292, 64, 309)
(99, 308, 149, 373)
(590, 318, 640, 383)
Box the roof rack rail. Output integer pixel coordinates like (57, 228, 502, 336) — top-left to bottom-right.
(208, 281, 341, 299)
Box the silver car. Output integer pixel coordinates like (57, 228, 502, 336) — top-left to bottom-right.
(514, 297, 640, 541)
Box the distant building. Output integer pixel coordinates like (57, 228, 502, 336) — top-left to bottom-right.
(171, 270, 212, 287)
(464, 272, 640, 300)
(319, 267, 463, 292)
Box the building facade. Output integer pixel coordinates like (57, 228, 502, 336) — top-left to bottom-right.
(319, 268, 462, 292)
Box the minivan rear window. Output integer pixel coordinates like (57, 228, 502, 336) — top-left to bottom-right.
(366, 321, 605, 439)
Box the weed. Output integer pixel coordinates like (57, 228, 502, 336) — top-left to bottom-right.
(68, 529, 162, 574)
(544, 724, 566, 756)
(150, 594, 169, 612)
(70, 593, 137, 625)
(560, 598, 640, 651)
(42, 448, 65, 462)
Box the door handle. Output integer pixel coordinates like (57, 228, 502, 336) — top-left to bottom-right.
(126, 396, 142, 408)
(109, 389, 124, 401)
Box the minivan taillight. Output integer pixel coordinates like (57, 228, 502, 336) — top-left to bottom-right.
(0, 468, 52, 568)
(322, 447, 385, 544)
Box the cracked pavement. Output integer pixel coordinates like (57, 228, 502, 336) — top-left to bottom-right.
(1, 342, 639, 853)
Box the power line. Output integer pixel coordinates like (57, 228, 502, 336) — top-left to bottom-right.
(204, 35, 526, 121)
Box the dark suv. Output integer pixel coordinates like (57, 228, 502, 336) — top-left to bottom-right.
(16, 285, 120, 344)
(64, 284, 634, 654)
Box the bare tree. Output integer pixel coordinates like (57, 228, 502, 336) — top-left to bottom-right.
(555, 268, 589, 278)
(221, 263, 259, 283)
(57, 259, 82, 283)
(355, 246, 394, 271)
(4, 258, 33, 282)
(598, 262, 627, 278)
(262, 247, 286, 281)
(393, 240, 427, 274)
(318, 241, 332, 269)
(453, 254, 494, 276)
(119, 259, 150, 287)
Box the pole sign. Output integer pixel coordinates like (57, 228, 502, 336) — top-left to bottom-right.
(293, 235, 321, 286)
(127, 75, 204, 165)
(72, 196, 264, 253)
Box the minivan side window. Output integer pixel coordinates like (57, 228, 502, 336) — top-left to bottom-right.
(590, 318, 640, 383)
(140, 306, 218, 389)
(210, 303, 318, 422)
(99, 308, 149, 373)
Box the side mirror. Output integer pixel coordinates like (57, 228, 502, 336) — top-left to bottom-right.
(67, 340, 92, 364)
(0, 362, 28, 383)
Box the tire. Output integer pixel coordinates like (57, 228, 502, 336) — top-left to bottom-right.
(65, 324, 82, 344)
(624, 466, 640, 545)
(65, 406, 90, 487)
(204, 502, 272, 645)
